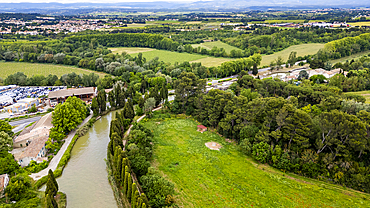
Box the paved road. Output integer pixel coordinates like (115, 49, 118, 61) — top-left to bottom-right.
(9, 116, 41, 126)
(123, 106, 162, 150)
(207, 75, 238, 85)
(30, 113, 93, 181)
(10, 116, 42, 133)
(255, 60, 307, 74)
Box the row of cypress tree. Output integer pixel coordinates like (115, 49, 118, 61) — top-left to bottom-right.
(45, 169, 59, 208)
(108, 109, 148, 208)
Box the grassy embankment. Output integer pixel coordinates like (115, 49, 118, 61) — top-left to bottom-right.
(260, 43, 325, 67)
(345, 91, 370, 104)
(0, 62, 107, 79)
(143, 117, 370, 208)
(331, 50, 370, 64)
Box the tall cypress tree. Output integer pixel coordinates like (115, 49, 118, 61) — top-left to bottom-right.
(123, 171, 128, 195)
(137, 197, 143, 208)
(127, 173, 132, 201)
(48, 169, 58, 191)
(45, 178, 56, 196)
(46, 193, 58, 208)
(131, 183, 137, 204)
(121, 158, 127, 186)
(140, 193, 149, 206)
(116, 154, 122, 182)
(131, 184, 137, 208)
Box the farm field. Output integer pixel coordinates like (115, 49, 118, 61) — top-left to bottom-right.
(0, 62, 107, 79)
(249, 19, 305, 24)
(260, 43, 325, 67)
(109, 47, 155, 54)
(332, 50, 370, 64)
(345, 90, 370, 104)
(191, 41, 242, 54)
(143, 117, 370, 208)
(349, 22, 370, 27)
(130, 50, 206, 64)
(189, 57, 232, 67)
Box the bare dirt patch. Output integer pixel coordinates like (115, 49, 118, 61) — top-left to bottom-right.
(205, 142, 222, 150)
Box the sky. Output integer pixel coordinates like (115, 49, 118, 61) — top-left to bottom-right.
(0, 0, 194, 2)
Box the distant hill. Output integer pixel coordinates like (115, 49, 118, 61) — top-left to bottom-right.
(0, 1, 369, 14)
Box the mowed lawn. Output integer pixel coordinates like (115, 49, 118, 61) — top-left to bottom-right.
(0, 62, 107, 79)
(144, 118, 370, 208)
(191, 41, 242, 54)
(345, 90, 370, 104)
(260, 43, 325, 66)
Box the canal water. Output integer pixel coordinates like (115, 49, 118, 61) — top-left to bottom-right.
(50, 111, 117, 207)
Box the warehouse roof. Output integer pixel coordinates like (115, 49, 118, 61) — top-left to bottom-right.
(48, 87, 95, 99)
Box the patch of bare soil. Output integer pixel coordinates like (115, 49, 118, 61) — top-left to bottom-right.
(205, 142, 222, 150)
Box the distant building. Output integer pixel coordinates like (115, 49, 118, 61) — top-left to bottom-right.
(0, 95, 13, 107)
(4, 98, 40, 114)
(0, 174, 9, 198)
(48, 87, 97, 105)
(197, 125, 208, 133)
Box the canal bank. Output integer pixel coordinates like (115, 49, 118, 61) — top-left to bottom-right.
(41, 111, 118, 208)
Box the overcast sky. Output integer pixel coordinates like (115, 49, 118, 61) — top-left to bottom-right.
(0, 0, 194, 2)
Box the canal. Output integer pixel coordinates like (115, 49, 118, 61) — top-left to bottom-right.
(48, 111, 117, 207)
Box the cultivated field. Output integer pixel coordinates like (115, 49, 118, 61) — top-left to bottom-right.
(143, 117, 370, 207)
(109, 47, 155, 54)
(249, 20, 306, 24)
(345, 90, 370, 104)
(130, 50, 206, 64)
(191, 41, 242, 54)
(189, 57, 231, 67)
(349, 22, 370, 27)
(0, 62, 107, 79)
(260, 43, 325, 67)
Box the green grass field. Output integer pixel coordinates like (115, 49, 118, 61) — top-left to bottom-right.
(130, 50, 207, 64)
(332, 50, 370, 64)
(143, 117, 370, 207)
(191, 41, 242, 54)
(261, 43, 325, 67)
(109, 47, 155, 54)
(345, 90, 370, 104)
(0, 62, 107, 79)
(349, 22, 370, 27)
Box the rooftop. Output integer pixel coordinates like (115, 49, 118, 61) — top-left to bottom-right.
(14, 128, 49, 143)
(197, 125, 207, 130)
(17, 98, 38, 103)
(32, 113, 53, 131)
(48, 87, 95, 99)
(19, 135, 49, 159)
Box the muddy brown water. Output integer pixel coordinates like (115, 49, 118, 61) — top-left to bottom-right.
(42, 111, 118, 208)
